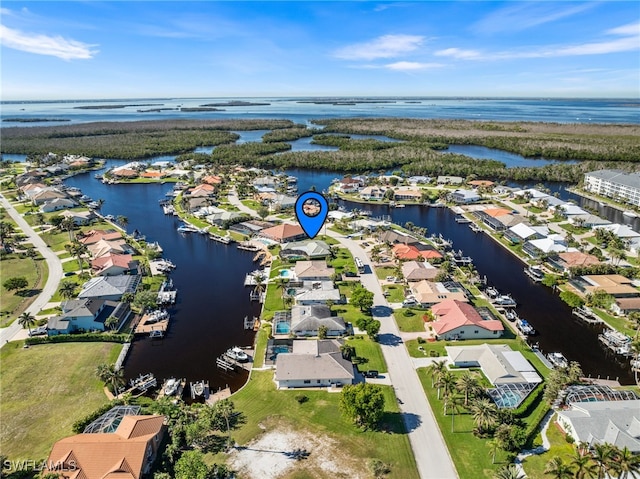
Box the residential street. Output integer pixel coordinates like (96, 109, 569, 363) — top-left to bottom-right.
(327, 231, 458, 479)
(0, 193, 64, 344)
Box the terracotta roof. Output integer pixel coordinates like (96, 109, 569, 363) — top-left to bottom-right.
(46, 415, 164, 479)
(468, 180, 495, 187)
(431, 299, 504, 335)
(392, 244, 443, 261)
(91, 254, 134, 274)
(79, 230, 123, 245)
(111, 169, 138, 178)
(202, 175, 222, 185)
(557, 251, 600, 268)
(140, 171, 163, 178)
(260, 223, 305, 242)
(483, 207, 512, 218)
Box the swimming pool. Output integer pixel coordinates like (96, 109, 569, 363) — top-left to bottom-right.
(492, 390, 522, 408)
(280, 269, 294, 279)
(274, 319, 291, 335)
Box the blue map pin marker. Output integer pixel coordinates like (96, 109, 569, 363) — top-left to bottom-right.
(295, 191, 329, 239)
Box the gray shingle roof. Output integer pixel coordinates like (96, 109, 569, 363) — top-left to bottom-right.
(78, 275, 140, 299)
(586, 169, 640, 189)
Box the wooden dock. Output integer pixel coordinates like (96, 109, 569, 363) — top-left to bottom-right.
(205, 386, 231, 405)
(210, 233, 234, 244)
(157, 378, 186, 399)
(134, 313, 170, 336)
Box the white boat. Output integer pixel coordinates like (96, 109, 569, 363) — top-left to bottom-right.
(504, 310, 518, 321)
(455, 215, 471, 224)
(623, 210, 638, 218)
(547, 352, 568, 369)
(149, 330, 164, 339)
(524, 265, 545, 282)
(191, 381, 206, 397)
(494, 294, 517, 307)
(163, 378, 180, 396)
(225, 347, 249, 362)
(485, 286, 499, 298)
(469, 223, 482, 233)
(516, 318, 536, 335)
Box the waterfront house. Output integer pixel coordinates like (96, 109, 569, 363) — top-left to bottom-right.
(393, 243, 443, 261)
(523, 234, 571, 258)
(111, 168, 139, 179)
(78, 274, 141, 301)
(556, 203, 589, 219)
(188, 197, 211, 211)
(202, 174, 223, 186)
(584, 169, 640, 207)
(186, 183, 215, 198)
(556, 399, 640, 453)
(91, 253, 137, 276)
(393, 189, 423, 202)
(79, 229, 123, 245)
(88, 238, 133, 259)
(594, 223, 640, 241)
(467, 180, 495, 189)
(294, 282, 342, 306)
(260, 223, 306, 243)
(446, 344, 541, 408)
(574, 275, 640, 299)
(568, 213, 611, 228)
(450, 189, 481, 204)
(401, 261, 441, 282)
(359, 186, 387, 201)
(60, 209, 96, 226)
(504, 223, 549, 244)
(410, 280, 468, 307)
(270, 193, 297, 210)
(294, 260, 335, 281)
(437, 176, 463, 185)
(44, 415, 165, 478)
(407, 176, 431, 185)
(547, 251, 601, 274)
(253, 176, 278, 188)
(612, 297, 640, 316)
(338, 177, 364, 193)
(140, 170, 165, 179)
(47, 298, 131, 335)
(31, 189, 67, 205)
(206, 210, 244, 226)
(431, 299, 504, 340)
(475, 207, 518, 231)
(290, 305, 346, 337)
(274, 339, 354, 388)
(379, 230, 419, 245)
(40, 197, 77, 213)
(280, 240, 331, 260)
(328, 211, 354, 221)
(513, 188, 550, 202)
(229, 220, 273, 236)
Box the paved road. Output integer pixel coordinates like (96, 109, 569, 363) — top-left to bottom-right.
(327, 231, 458, 479)
(0, 193, 64, 343)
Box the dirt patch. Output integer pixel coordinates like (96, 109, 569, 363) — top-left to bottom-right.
(228, 428, 366, 479)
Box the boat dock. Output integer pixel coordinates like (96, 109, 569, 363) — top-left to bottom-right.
(190, 380, 210, 400)
(244, 315, 260, 330)
(571, 307, 603, 325)
(215, 349, 254, 372)
(134, 311, 170, 336)
(157, 279, 177, 304)
(149, 259, 175, 276)
(157, 378, 186, 399)
(210, 233, 234, 244)
(237, 242, 261, 252)
(205, 386, 231, 405)
(122, 373, 157, 396)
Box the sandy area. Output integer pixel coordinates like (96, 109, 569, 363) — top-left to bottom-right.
(228, 428, 366, 479)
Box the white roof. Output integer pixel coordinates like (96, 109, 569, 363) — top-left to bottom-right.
(595, 223, 640, 238)
(560, 204, 588, 216)
(528, 237, 568, 254)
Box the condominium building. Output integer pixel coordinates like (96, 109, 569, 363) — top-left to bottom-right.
(584, 170, 640, 207)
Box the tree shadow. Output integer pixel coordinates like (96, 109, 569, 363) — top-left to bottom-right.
(377, 333, 403, 347)
(15, 288, 41, 298)
(371, 305, 393, 317)
(380, 412, 422, 434)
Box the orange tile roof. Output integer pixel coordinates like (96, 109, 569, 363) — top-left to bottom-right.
(202, 175, 223, 185)
(45, 415, 164, 479)
(140, 171, 163, 178)
(392, 244, 443, 261)
(79, 230, 123, 245)
(483, 208, 512, 218)
(468, 180, 495, 187)
(431, 299, 504, 335)
(91, 254, 134, 273)
(111, 169, 138, 178)
(260, 223, 305, 242)
(557, 251, 600, 268)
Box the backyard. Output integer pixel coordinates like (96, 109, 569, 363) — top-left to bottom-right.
(0, 341, 122, 460)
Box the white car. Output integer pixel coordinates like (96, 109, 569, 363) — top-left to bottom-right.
(385, 276, 396, 282)
(402, 299, 418, 307)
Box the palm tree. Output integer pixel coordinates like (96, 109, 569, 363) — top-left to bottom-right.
(427, 360, 448, 389)
(60, 216, 76, 241)
(18, 312, 36, 336)
(487, 438, 501, 465)
(213, 399, 236, 450)
(105, 316, 119, 331)
(273, 276, 289, 309)
(470, 398, 498, 432)
(544, 456, 574, 479)
(95, 363, 125, 395)
(570, 446, 598, 479)
(340, 343, 356, 360)
(438, 371, 456, 403)
(456, 371, 480, 407)
(447, 394, 464, 432)
(592, 443, 614, 479)
(116, 215, 128, 231)
(65, 240, 88, 273)
(610, 446, 640, 479)
(494, 464, 525, 479)
(59, 281, 77, 300)
(253, 273, 267, 300)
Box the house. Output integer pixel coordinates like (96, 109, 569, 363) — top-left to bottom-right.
(584, 169, 640, 207)
(79, 229, 123, 245)
(467, 180, 495, 189)
(31, 189, 67, 205)
(205, 210, 244, 226)
(594, 223, 640, 241)
(188, 197, 212, 211)
(548, 251, 600, 274)
(280, 240, 331, 260)
(60, 209, 96, 226)
(229, 220, 273, 236)
(407, 176, 431, 185)
(269, 194, 297, 210)
(359, 186, 387, 200)
(338, 177, 364, 193)
(47, 298, 131, 335)
(504, 223, 549, 244)
(611, 297, 640, 316)
(475, 208, 522, 231)
(111, 168, 138, 178)
(274, 339, 355, 388)
(410, 280, 468, 307)
(41, 197, 77, 213)
(253, 176, 278, 188)
(437, 176, 463, 185)
(186, 183, 215, 198)
(446, 344, 541, 408)
(379, 230, 419, 245)
(450, 189, 481, 204)
(393, 189, 423, 201)
(290, 305, 346, 337)
(259, 223, 306, 243)
(576, 275, 639, 298)
(88, 239, 133, 259)
(523, 235, 571, 258)
(401, 261, 441, 282)
(513, 188, 550, 202)
(78, 275, 141, 301)
(44, 414, 165, 478)
(91, 253, 137, 276)
(557, 204, 589, 218)
(140, 170, 165, 179)
(294, 281, 342, 305)
(392, 243, 443, 261)
(568, 214, 610, 228)
(556, 399, 640, 453)
(202, 175, 223, 185)
(294, 260, 335, 281)
(431, 299, 504, 340)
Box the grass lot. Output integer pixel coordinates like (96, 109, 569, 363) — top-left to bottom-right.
(253, 324, 271, 368)
(558, 223, 590, 235)
(241, 199, 263, 211)
(221, 371, 418, 479)
(521, 415, 575, 479)
(346, 334, 388, 373)
(384, 284, 405, 303)
(394, 308, 428, 333)
(375, 266, 397, 280)
(0, 255, 45, 327)
(405, 339, 438, 358)
(327, 247, 355, 274)
(0, 341, 122, 460)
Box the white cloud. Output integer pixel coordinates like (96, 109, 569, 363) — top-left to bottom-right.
(384, 61, 443, 71)
(434, 48, 481, 60)
(606, 21, 640, 36)
(333, 34, 424, 60)
(0, 24, 97, 60)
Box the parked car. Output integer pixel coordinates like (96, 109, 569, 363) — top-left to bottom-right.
(28, 326, 47, 337)
(385, 276, 396, 282)
(344, 271, 358, 277)
(363, 370, 379, 378)
(402, 298, 418, 307)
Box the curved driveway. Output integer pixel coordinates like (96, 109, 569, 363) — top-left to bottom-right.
(0, 193, 64, 343)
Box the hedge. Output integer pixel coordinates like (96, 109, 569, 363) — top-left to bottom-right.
(72, 399, 124, 433)
(25, 332, 130, 345)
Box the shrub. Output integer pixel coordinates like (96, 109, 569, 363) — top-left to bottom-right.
(295, 394, 309, 404)
(417, 337, 425, 344)
(25, 332, 129, 345)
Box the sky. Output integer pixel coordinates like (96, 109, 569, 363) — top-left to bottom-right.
(0, 1, 639, 100)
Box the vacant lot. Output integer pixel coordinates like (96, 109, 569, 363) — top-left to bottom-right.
(0, 341, 122, 460)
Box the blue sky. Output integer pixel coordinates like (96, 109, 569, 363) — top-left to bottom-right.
(1, 1, 638, 99)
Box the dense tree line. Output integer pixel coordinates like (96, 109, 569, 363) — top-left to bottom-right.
(262, 126, 313, 142)
(311, 134, 400, 151)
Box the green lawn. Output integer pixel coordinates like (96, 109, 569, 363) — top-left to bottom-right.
(394, 308, 428, 332)
(0, 255, 45, 327)
(241, 199, 262, 211)
(591, 309, 637, 338)
(405, 339, 438, 358)
(0, 341, 122, 461)
(252, 323, 271, 368)
(384, 284, 405, 303)
(520, 415, 575, 479)
(346, 334, 388, 373)
(375, 266, 397, 280)
(220, 371, 418, 479)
